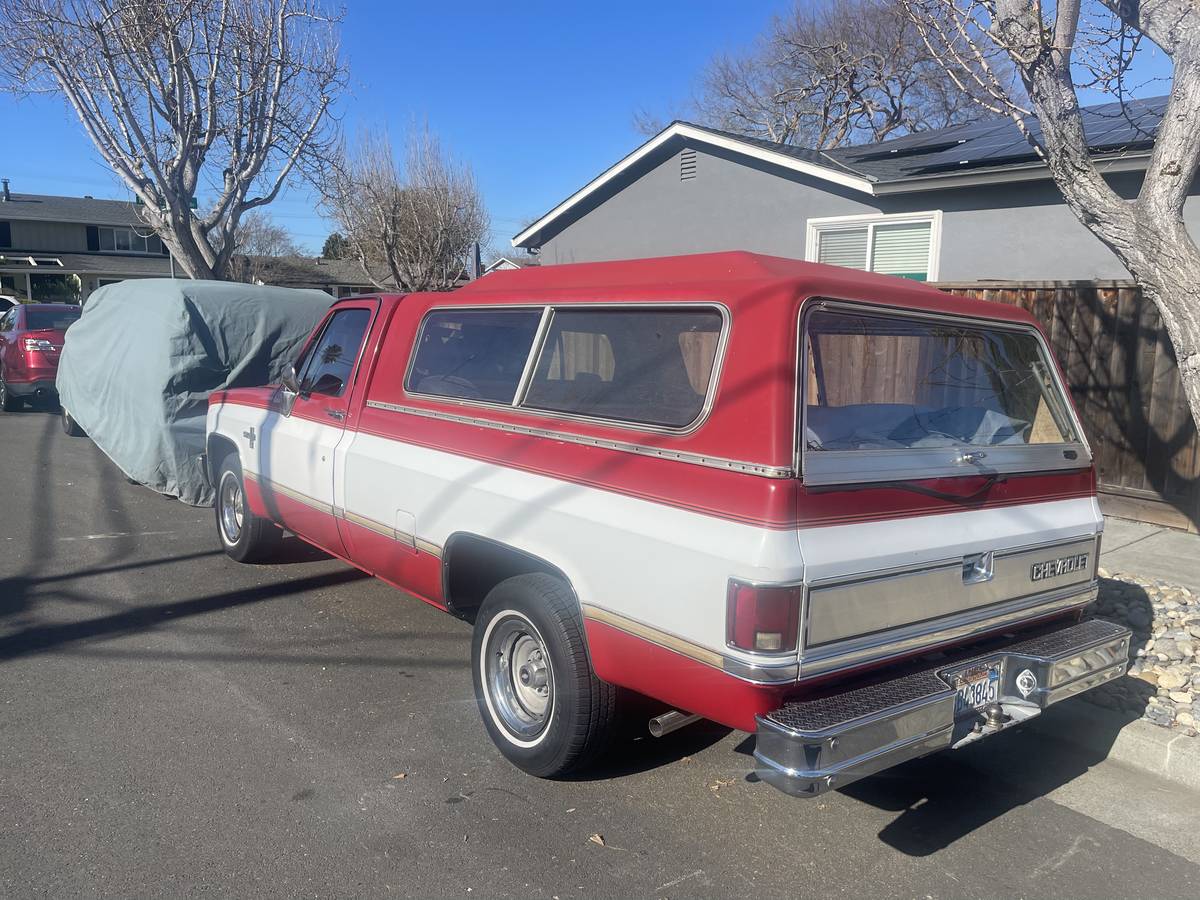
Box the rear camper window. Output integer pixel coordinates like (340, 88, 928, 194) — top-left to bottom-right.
(407, 309, 542, 403)
(523, 308, 723, 429)
(802, 307, 1085, 484)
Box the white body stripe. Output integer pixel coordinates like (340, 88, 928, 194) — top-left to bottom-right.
(208, 401, 1103, 673)
(340, 430, 801, 658)
(795, 497, 1103, 585)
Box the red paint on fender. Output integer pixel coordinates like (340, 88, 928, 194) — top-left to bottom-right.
(585, 619, 786, 732)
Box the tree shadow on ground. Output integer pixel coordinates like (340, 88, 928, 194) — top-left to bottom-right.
(0, 567, 368, 662)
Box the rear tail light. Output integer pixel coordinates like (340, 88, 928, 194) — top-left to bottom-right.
(23, 338, 54, 351)
(726, 579, 802, 653)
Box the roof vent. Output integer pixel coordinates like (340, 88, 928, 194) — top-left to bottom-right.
(680, 148, 697, 181)
(1, 179, 9, 202)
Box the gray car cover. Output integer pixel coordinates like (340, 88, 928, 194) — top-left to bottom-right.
(57, 279, 333, 506)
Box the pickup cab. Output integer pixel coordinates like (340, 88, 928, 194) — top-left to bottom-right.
(205, 252, 1130, 796)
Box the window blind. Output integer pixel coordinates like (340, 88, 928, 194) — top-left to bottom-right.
(870, 221, 932, 280)
(816, 226, 868, 270)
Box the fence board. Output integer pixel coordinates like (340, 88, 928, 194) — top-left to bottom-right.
(936, 282, 1200, 532)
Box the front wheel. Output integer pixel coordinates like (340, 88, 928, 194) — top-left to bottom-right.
(472, 573, 617, 777)
(215, 456, 281, 563)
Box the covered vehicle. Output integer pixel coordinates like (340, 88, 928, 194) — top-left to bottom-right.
(57, 279, 334, 505)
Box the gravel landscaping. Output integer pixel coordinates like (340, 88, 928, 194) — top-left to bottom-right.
(1086, 570, 1200, 735)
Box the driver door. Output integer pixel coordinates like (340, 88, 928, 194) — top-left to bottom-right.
(259, 301, 376, 555)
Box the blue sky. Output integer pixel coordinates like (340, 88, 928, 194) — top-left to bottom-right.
(0, 0, 1175, 255)
(0, 0, 781, 253)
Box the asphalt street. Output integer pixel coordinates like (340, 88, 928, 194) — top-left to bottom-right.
(1, 408, 1199, 898)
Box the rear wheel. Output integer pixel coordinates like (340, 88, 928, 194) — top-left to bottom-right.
(472, 573, 617, 777)
(0, 374, 19, 412)
(61, 407, 84, 436)
(215, 455, 281, 563)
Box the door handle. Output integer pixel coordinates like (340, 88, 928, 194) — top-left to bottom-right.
(326, 409, 346, 421)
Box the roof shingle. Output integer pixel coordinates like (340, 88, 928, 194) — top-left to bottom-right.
(0, 192, 151, 227)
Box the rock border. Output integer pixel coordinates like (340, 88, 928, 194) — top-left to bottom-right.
(1085, 571, 1199, 734)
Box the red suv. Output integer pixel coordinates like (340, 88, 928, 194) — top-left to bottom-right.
(0, 303, 81, 411)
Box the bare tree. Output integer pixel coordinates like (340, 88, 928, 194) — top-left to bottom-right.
(229, 210, 299, 283)
(324, 129, 490, 292)
(901, 0, 1200, 430)
(640, 0, 1003, 146)
(0, 0, 345, 280)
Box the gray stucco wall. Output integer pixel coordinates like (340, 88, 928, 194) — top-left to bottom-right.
(533, 143, 1200, 281)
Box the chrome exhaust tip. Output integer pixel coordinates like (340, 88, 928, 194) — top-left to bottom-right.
(648, 710, 702, 738)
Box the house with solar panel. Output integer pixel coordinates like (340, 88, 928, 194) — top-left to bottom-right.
(512, 94, 1200, 534)
(511, 97, 1181, 283)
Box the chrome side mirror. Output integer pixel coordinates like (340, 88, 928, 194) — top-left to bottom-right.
(281, 365, 301, 395)
(279, 365, 301, 416)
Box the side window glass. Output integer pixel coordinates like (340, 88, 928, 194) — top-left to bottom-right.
(522, 308, 724, 428)
(297, 308, 372, 399)
(406, 309, 542, 403)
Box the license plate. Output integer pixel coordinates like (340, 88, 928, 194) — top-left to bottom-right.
(952, 663, 1001, 717)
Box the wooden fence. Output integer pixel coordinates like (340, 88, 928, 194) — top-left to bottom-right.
(936, 281, 1200, 533)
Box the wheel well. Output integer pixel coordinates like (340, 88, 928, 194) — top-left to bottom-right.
(206, 433, 238, 483)
(442, 534, 573, 622)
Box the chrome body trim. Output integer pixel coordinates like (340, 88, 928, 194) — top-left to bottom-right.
(247, 472, 442, 558)
(364, 400, 793, 478)
(581, 604, 799, 684)
(401, 301, 732, 437)
(795, 299, 1093, 486)
(755, 619, 1131, 797)
(798, 582, 1098, 678)
(246, 470, 335, 516)
(805, 535, 1099, 647)
(802, 443, 1092, 487)
(512, 305, 555, 407)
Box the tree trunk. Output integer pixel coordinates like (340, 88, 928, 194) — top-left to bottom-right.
(1122, 222, 1200, 432)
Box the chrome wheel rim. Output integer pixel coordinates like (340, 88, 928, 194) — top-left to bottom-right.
(483, 614, 553, 743)
(219, 472, 245, 544)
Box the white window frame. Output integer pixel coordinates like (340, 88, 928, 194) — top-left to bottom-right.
(98, 226, 159, 255)
(804, 210, 943, 282)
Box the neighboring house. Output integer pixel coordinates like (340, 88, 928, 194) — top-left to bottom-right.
(513, 96, 1195, 282)
(0, 182, 172, 303)
(247, 255, 381, 297)
(483, 255, 537, 274)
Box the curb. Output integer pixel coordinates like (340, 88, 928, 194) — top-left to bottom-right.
(1028, 698, 1200, 791)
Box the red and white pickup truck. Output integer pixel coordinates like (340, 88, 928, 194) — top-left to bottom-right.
(205, 252, 1130, 796)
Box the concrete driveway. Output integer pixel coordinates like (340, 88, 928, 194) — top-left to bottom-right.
(2, 410, 1198, 898)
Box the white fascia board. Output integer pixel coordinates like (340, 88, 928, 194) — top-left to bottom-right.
(511, 123, 878, 248)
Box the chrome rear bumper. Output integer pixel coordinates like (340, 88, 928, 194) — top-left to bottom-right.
(754, 619, 1131, 797)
